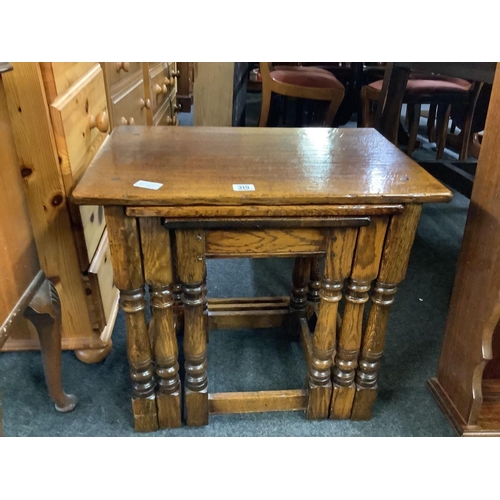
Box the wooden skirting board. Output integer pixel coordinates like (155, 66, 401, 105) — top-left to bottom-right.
(427, 377, 500, 437)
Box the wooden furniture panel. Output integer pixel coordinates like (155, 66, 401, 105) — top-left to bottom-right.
(41, 62, 96, 103)
(1, 62, 118, 363)
(72, 126, 451, 432)
(78, 204, 106, 266)
(48, 63, 109, 270)
(149, 63, 172, 114)
(111, 77, 148, 127)
(155, 98, 176, 126)
(49, 64, 109, 189)
(0, 72, 40, 327)
(101, 62, 177, 129)
(1, 65, 77, 436)
(176, 62, 194, 112)
(205, 228, 328, 257)
(193, 63, 249, 126)
(105, 62, 143, 90)
(427, 63, 500, 436)
(88, 230, 119, 332)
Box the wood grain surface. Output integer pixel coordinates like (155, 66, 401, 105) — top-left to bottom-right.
(71, 127, 452, 207)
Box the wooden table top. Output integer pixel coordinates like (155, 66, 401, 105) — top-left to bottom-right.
(71, 126, 452, 206)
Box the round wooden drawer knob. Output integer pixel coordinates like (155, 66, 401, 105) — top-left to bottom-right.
(116, 62, 130, 73)
(172, 70, 180, 78)
(165, 116, 173, 125)
(140, 98, 151, 110)
(120, 117, 135, 126)
(155, 83, 168, 95)
(164, 77, 175, 87)
(88, 111, 109, 133)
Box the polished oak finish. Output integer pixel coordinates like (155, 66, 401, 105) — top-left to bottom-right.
(72, 126, 451, 431)
(330, 217, 388, 419)
(104, 206, 158, 432)
(72, 127, 451, 207)
(126, 204, 404, 218)
(139, 217, 181, 428)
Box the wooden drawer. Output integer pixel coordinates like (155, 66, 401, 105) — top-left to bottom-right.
(154, 95, 175, 126)
(41, 62, 96, 103)
(169, 62, 179, 89)
(112, 78, 148, 127)
(79, 204, 106, 264)
(50, 64, 109, 190)
(88, 230, 118, 331)
(149, 63, 174, 113)
(105, 62, 143, 90)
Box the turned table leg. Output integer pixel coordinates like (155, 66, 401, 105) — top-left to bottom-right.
(307, 257, 322, 307)
(289, 257, 312, 338)
(24, 278, 78, 412)
(351, 204, 422, 420)
(139, 218, 181, 429)
(105, 207, 158, 432)
(171, 231, 184, 337)
(330, 217, 388, 419)
(176, 229, 209, 426)
(306, 227, 358, 419)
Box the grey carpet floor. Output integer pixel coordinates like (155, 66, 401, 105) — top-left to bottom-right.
(0, 95, 468, 437)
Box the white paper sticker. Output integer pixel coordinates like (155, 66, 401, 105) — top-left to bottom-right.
(134, 180, 163, 190)
(233, 184, 255, 192)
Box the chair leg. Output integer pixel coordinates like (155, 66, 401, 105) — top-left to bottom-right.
(436, 104, 451, 160)
(360, 86, 378, 128)
(427, 103, 437, 142)
(407, 103, 421, 157)
(259, 87, 272, 127)
(324, 91, 345, 127)
(24, 279, 78, 413)
(459, 82, 484, 161)
(359, 87, 369, 127)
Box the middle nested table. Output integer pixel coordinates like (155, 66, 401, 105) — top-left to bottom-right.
(72, 126, 452, 432)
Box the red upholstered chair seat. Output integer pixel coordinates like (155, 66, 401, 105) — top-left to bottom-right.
(259, 62, 345, 126)
(369, 77, 471, 95)
(270, 67, 344, 89)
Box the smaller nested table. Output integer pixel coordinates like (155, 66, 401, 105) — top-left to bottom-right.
(72, 126, 451, 432)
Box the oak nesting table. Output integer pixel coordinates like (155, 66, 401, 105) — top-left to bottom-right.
(71, 126, 452, 432)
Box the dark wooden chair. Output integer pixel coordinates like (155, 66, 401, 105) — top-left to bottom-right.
(446, 82, 491, 159)
(0, 63, 77, 436)
(360, 68, 478, 159)
(258, 63, 345, 127)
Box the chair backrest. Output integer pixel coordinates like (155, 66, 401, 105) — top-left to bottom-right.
(259, 63, 273, 83)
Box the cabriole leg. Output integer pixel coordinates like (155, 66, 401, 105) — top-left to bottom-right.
(25, 278, 77, 413)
